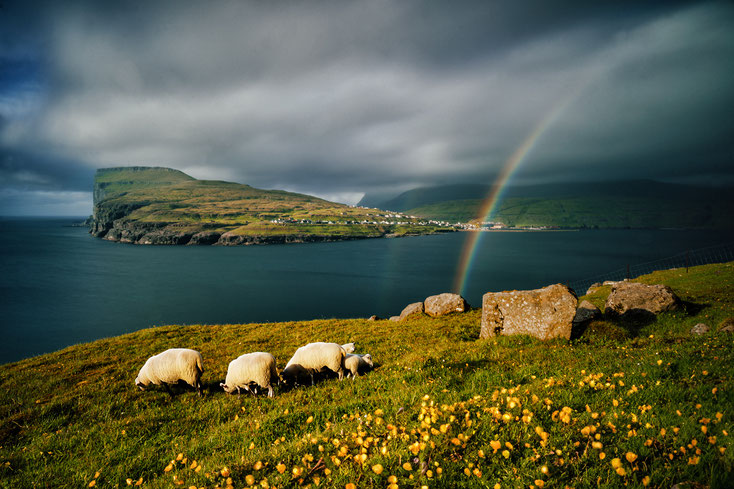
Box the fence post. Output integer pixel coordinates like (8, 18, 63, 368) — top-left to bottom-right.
(686, 250, 689, 273)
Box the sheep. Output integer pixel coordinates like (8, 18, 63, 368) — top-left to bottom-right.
(344, 353, 374, 379)
(135, 348, 203, 396)
(220, 352, 278, 397)
(341, 342, 356, 354)
(281, 342, 346, 386)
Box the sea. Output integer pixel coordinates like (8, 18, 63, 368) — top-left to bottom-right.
(2, 217, 733, 364)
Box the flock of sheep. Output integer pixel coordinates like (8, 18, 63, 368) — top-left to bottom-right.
(134, 342, 374, 397)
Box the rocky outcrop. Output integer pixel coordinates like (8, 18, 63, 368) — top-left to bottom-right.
(604, 282, 680, 319)
(424, 293, 469, 317)
(188, 231, 222, 245)
(480, 284, 578, 341)
(573, 300, 602, 324)
(215, 232, 362, 246)
(399, 302, 425, 321)
(90, 202, 150, 238)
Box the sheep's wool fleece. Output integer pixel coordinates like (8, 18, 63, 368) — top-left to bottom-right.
(225, 352, 277, 389)
(286, 342, 345, 372)
(345, 354, 373, 376)
(137, 348, 203, 386)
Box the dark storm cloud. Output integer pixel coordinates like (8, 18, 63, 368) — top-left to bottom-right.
(0, 0, 732, 213)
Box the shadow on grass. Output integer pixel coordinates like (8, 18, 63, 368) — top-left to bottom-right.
(575, 300, 709, 341)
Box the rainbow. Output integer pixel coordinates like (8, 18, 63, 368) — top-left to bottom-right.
(452, 95, 576, 296)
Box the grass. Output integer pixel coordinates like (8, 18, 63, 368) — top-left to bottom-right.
(406, 196, 734, 229)
(1, 262, 733, 488)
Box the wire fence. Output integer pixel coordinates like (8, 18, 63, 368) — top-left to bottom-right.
(568, 242, 734, 295)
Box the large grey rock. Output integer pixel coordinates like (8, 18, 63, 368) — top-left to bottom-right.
(399, 302, 425, 321)
(480, 284, 578, 341)
(690, 323, 710, 335)
(424, 293, 469, 317)
(573, 300, 602, 324)
(605, 282, 680, 319)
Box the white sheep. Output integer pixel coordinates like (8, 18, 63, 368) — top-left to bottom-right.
(281, 342, 346, 385)
(135, 348, 203, 396)
(220, 352, 278, 397)
(344, 353, 374, 379)
(341, 342, 356, 354)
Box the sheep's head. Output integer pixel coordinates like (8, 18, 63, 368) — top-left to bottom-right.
(280, 364, 305, 386)
(220, 382, 235, 394)
(363, 354, 374, 367)
(134, 377, 146, 391)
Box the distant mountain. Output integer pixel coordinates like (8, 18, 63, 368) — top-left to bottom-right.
(369, 180, 734, 229)
(89, 167, 451, 245)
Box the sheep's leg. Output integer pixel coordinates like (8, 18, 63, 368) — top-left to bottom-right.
(267, 385, 274, 398)
(163, 383, 174, 397)
(338, 369, 344, 381)
(310, 373, 315, 386)
(196, 381, 202, 397)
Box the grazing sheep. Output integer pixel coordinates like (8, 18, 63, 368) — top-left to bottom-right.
(344, 353, 374, 379)
(281, 342, 346, 386)
(341, 342, 356, 354)
(220, 352, 278, 397)
(135, 348, 203, 396)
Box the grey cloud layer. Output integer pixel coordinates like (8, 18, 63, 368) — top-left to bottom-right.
(1, 0, 732, 213)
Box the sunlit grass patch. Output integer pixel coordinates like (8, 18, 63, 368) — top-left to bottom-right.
(0, 262, 732, 487)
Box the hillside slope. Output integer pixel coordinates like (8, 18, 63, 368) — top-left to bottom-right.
(365, 181, 734, 228)
(89, 167, 451, 245)
(1, 262, 732, 488)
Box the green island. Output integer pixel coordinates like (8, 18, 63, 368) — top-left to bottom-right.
(89, 167, 453, 245)
(1, 262, 733, 488)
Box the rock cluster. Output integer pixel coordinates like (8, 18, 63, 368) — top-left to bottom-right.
(387, 293, 470, 322)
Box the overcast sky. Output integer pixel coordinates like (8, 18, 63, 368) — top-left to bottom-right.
(1, 0, 733, 215)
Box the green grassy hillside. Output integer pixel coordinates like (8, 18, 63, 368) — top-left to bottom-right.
(365, 181, 734, 228)
(407, 195, 734, 229)
(90, 167, 450, 244)
(1, 262, 733, 488)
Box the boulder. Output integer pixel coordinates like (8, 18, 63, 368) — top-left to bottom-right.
(424, 293, 469, 317)
(389, 316, 400, 322)
(605, 282, 680, 319)
(367, 315, 381, 321)
(480, 284, 577, 341)
(399, 302, 425, 321)
(690, 323, 710, 335)
(718, 317, 734, 333)
(573, 300, 601, 324)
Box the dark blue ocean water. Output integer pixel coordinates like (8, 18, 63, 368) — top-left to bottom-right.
(1, 217, 733, 364)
